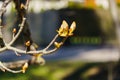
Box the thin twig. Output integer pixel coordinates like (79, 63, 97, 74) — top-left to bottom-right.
(0, 0, 12, 16)
(0, 61, 22, 73)
(44, 34, 59, 50)
(0, 0, 12, 48)
(6, 45, 57, 55)
(44, 48, 58, 55)
(25, 0, 30, 10)
(2, 60, 28, 69)
(9, 18, 26, 45)
(14, 50, 21, 56)
(0, 46, 7, 52)
(0, 0, 75, 73)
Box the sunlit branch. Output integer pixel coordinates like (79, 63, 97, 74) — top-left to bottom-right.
(0, 47, 7, 52)
(0, 0, 12, 48)
(25, 0, 30, 10)
(9, 18, 26, 45)
(44, 34, 59, 50)
(0, 61, 22, 73)
(0, 0, 76, 73)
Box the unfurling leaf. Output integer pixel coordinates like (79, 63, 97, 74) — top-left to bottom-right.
(25, 41, 31, 47)
(54, 42, 63, 48)
(57, 20, 69, 37)
(22, 62, 28, 73)
(12, 28, 17, 33)
(68, 21, 76, 36)
(20, 3, 25, 9)
(57, 20, 76, 37)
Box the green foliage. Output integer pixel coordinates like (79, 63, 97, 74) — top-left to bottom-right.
(0, 62, 84, 80)
(1, 62, 118, 80)
(68, 1, 83, 9)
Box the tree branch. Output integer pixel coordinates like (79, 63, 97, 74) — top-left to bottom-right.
(0, 0, 76, 73)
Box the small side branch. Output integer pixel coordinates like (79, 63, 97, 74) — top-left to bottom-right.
(0, 0, 12, 48)
(44, 34, 59, 50)
(0, 0, 12, 16)
(0, 0, 76, 73)
(9, 17, 26, 45)
(0, 61, 22, 73)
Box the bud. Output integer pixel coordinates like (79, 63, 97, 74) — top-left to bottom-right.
(22, 62, 28, 73)
(12, 28, 17, 33)
(57, 20, 69, 37)
(25, 41, 31, 47)
(68, 21, 76, 36)
(20, 3, 25, 9)
(54, 42, 63, 48)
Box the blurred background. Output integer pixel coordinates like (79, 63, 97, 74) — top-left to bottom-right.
(0, 0, 120, 80)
